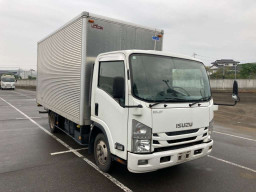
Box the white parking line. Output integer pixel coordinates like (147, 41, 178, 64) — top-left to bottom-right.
(51, 147, 88, 156)
(208, 155, 256, 173)
(16, 89, 36, 93)
(213, 131, 256, 142)
(0, 97, 132, 192)
(16, 117, 41, 120)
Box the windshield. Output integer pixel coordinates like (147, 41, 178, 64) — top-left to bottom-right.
(129, 54, 211, 102)
(1, 77, 15, 82)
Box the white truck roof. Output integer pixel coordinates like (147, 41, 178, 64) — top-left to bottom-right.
(99, 50, 203, 63)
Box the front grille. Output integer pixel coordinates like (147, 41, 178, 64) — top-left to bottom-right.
(154, 140, 204, 152)
(166, 129, 199, 136)
(167, 136, 196, 144)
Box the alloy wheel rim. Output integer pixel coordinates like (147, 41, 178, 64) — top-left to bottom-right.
(96, 140, 108, 165)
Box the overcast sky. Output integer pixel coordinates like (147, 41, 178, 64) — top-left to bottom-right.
(0, 0, 256, 70)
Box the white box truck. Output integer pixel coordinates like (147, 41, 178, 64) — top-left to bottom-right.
(1, 74, 16, 90)
(37, 12, 239, 173)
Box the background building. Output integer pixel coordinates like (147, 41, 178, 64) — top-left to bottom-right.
(0, 68, 36, 79)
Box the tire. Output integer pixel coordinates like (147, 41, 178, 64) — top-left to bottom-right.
(48, 111, 58, 133)
(94, 133, 112, 172)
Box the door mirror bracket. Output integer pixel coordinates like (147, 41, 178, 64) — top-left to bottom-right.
(214, 80, 240, 106)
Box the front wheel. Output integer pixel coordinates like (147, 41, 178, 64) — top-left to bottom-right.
(94, 133, 112, 172)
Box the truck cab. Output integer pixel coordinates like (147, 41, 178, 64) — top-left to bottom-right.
(1, 75, 16, 90)
(91, 50, 215, 173)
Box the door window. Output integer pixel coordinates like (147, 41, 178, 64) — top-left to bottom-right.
(98, 61, 125, 104)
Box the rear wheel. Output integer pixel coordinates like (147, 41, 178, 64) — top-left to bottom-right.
(94, 133, 112, 172)
(48, 111, 58, 133)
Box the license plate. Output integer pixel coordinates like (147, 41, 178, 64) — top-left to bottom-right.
(178, 151, 191, 162)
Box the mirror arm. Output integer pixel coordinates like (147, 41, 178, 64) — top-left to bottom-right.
(214, 101, 237, 106)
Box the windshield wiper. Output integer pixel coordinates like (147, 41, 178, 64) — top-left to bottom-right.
(189, 97, 211, 107)
(149, 98, 188, 108)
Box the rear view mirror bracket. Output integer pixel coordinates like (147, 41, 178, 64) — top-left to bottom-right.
(213, 80, 240, 106)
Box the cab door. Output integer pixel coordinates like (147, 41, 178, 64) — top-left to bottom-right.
(91, 53, 129, 160)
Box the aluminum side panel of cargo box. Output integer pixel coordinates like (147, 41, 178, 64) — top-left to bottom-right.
(37, 17, 83, 125)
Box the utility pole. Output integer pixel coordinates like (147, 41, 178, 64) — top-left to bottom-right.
(222, 65, 225, 79)
(234, 63, 239, 80)
(234, 64, 237, 79)
(18, 68, 21, 79)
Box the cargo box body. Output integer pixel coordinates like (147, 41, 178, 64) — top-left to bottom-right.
(37, 11, 164, 125)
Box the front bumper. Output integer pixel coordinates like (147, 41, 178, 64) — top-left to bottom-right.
(128, 140, 213, 173)
(1, 85, 15, 89)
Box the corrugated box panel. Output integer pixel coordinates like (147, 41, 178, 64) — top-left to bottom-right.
(37, 17, 83, 124)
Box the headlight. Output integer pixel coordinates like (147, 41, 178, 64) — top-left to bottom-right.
(132, 120, 152, 153)
(208, 119, 214, 136)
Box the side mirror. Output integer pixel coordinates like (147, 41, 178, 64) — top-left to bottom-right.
(113, 76, 125, 103)
(232, 80, 239, 102)
(214, 80, 240, 106)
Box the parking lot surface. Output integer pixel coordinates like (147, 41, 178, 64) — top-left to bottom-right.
(0, 89, 255, 192)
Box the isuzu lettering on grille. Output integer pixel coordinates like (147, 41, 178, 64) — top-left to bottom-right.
(176, 122, 193, 128)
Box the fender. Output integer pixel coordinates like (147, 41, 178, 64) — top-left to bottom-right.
(89, 120, 114, 155)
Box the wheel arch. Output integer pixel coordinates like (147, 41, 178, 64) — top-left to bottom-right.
(89, 122, 113, 154)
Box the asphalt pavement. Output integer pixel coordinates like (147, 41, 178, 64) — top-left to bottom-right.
(0, 89, 255, 192)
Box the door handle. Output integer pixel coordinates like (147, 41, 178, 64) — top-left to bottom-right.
(95, 103, 99, 116)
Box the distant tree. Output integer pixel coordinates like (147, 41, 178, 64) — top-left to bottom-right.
(209, 64, 256, 79)
(239, 63, 256, 79)
(14, 75, 22, 80)
(28, 75, 36, 80)
(209, 67, 236, 79)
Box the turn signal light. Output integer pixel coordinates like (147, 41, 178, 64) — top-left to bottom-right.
(157, 34, 163, 38)
(88, 19, 94, 23)
(116, 158, 125, 165)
